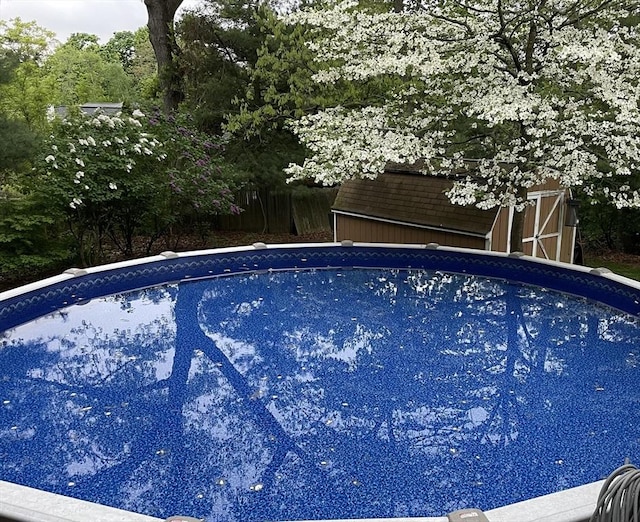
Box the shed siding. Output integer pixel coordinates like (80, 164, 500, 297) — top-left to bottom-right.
(334, 175, 576, 263)
(336, 214, 486, 249)
(491, 209, 510, 253)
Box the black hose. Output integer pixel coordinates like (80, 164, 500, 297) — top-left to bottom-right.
(591, 463, 640, 522)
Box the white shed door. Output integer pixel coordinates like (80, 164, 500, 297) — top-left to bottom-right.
(509, 190, 566, 261)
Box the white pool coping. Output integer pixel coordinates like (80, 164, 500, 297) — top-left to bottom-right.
(0, 478, 605, 522)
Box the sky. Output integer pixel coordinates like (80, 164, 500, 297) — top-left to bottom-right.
(0, 0, 204, 44)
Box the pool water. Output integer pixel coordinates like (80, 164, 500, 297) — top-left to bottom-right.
(1, 267, 640, 521)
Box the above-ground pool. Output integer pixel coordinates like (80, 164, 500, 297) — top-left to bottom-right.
(1, 243, 640, 522)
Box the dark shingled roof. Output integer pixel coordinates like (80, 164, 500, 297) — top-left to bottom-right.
(332, 171, 497, 236)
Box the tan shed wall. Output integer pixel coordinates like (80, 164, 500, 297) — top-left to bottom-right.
(491, 209, 510, 253)
(334, 178, 576, 263)
(335, 215, 487, 249)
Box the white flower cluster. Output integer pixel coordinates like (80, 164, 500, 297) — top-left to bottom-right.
(285, 105, 445, 185)
(285, 0, 640, 211)
(43, 110, 163, 209)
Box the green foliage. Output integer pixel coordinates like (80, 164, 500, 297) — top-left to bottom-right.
(577, 196, 640, 255)
(227, 4, 399, 139)
(178, 0, 264, 132)
(101, 31, 137, 70)
(223, 129, 306, 189)
(0, 193, 73, 282)
(0, 18, 54, 63)
(0, 19, 56, 129)
(128, 28, 160, 101)
(101, 29, 159, 102)
(0, 116, 37, 174)
(175, 0, 311, 188)
(225, 6, 320, 138)
(44, 44, 134, 106)
(63, 32, 101, 51)
(0, 44, 39, 176)
(145, 107, 245, 217)
(221, 2, 404, 188)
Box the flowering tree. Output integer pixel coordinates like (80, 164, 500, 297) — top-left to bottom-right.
(146, 108, 242, 221)
(35, 107, 241, 264)
(284, 0, 640, 251)
(36, 108, 166, 262)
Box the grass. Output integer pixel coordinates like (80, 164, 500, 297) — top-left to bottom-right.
(584, 252, 640, 281)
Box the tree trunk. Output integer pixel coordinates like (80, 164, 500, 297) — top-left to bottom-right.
(509, 186, 528, 253)
(144, 0, 184, 113)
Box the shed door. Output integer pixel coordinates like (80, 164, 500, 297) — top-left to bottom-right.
(509, 191, 566, 261)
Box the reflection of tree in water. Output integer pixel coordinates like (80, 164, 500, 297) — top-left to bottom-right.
(196, 268, 640, 517)
(1, 269, 640, 521)
(0, 287, 178, 507)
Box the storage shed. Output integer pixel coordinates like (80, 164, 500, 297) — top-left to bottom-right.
(332, 165, 578, 263)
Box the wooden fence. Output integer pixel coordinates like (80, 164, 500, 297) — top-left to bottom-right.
(215, 187, 338, 235)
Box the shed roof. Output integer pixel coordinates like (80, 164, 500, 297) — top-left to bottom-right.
(54, 102, 124, 117)
(332, 171, 497, 236)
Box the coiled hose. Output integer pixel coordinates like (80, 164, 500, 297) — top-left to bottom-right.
(591, 463, 640, 522)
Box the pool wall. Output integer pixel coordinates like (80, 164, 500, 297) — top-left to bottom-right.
(1, 241, 638, 522)
(2, 241, 640, 333)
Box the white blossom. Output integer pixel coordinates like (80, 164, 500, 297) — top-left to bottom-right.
(284, 0, 640, 212)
